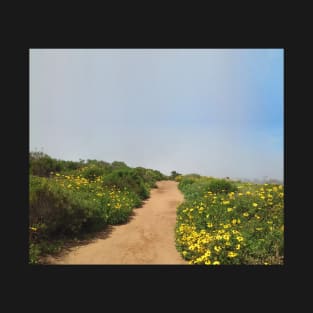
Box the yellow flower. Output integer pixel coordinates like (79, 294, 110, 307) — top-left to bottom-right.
(222, 200, 230, 205)
(236, 236, 244, 242)
(204, 250, 211, 257)
(212, 261, 220, 265)
(235, 244, 240, 250)
(207, 222, 213, 228)
(252, 203, 258, 207)
(56, 173, 60, 176)
(30, 227, 37, 231)
(255, 214, 261, 219)
(227, 251, 238, 258)
(214, 245, 222, 252)
(204, 260, 211, 265)
(223, 234, 230, 241)
(256, 227, 263, 231)
(243, 212, 249, 217)
(227, 207, 233, 212)
(246, 191, 251, 195)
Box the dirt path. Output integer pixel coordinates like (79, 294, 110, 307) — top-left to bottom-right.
(45, 180, 187, 265)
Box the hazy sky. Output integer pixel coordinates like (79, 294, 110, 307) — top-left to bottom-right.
(30, 49, 283, 180)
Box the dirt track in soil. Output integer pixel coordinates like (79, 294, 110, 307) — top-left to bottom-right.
(45, 180, 187, 265)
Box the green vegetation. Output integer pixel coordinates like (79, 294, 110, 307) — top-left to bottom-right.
(175, 175, 284, 265)
(170, 170, 181, 180)
(29, 152, 167, 264)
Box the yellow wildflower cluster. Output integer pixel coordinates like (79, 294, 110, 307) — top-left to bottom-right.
(176, 179, 284, 265)
(49, 170, 138, 224)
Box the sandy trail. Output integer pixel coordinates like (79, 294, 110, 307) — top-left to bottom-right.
(45, 180, 187, 265)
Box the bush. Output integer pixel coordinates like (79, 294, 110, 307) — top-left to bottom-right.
(134, 167, 166, 188)
(178, 177, 196, 190)
(29, 175, 106, 238)
(29, 243, 41, 264)
(80, 165, 108, 180)
(175, 177, 284, 265)
(29, 152, 84, 177)
(207, 178, 238, 194)
(30, 152, 61, 177)
(170, 170, 181, 180)
(102, 169, 149, 200)
(29, 157, 167, 263)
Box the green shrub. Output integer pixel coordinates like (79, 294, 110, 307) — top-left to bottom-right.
(29, 175, 106, 238)
(170, 170, 181, 180)
(102, 169, 149, 200)
(29, 157, 167, 263)
(111, 161, 128, 171)
(207, 178, 238, 194)
(176, 177, 284, 265)
(30, 152, 61, 177)
(178, 177, 196, 190)
(29, 243, 41, 264)
(80, 165, 108, 180)
(29, 152, 84, 177)
(134, 167, 166, 188)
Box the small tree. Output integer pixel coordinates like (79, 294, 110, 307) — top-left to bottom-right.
(170, 170, 181, 180)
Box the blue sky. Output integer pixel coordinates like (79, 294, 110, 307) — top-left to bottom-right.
(30, 49, 283, 181)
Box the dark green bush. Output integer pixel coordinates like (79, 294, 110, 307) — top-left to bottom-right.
(102, 169, 149, 200)
(29, 243, 41, 264)
(80, 165, 108, 180)
(30, 152, 61, 177)
(134, 167, 166, 188)
(170, 170, 181, 180)
(207, 178, 238, 194)
(179, 177, 196, 190)
(29, 156, 167, 263)
(29, 152, 84, 177)
(29, 175, 106, 239)
(111, 161, 128, 171)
